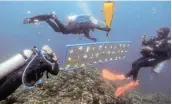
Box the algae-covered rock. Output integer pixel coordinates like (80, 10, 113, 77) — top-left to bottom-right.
(0, 67, 170, 104)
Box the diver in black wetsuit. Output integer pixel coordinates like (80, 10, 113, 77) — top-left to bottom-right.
(124, 27, 171, 82)
(0, 45, 59, 101)
(23, 14, 111, 42)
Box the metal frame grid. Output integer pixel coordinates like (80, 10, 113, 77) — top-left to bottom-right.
(63, 41, 131, 70)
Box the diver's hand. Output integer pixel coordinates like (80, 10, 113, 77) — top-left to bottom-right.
(91, 38, 97, 42)
(106, 27, 111, 32)
(52, 53, 58, 61)
(142, 46, 153, 51)
(90, 28, 94, 32)
(141, 35, 146, 42)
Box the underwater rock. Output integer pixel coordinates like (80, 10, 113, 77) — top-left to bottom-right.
(0, 67, 170, 104)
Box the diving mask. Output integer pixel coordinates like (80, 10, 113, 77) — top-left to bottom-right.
(41, 45, 56, 64)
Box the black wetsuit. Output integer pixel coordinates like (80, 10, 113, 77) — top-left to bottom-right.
(24, 14, 110, 41)
(0, 48, 59, 101)
(125, 37, 171, 81)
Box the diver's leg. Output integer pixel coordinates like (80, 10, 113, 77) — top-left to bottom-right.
(131, 56, 164, 81)
(125, 57, 145, 78)
(131, 56, 168, 81)
(50, 15, 71, 34)
(125, 57, 153, 81)
(23, 14, 54, 24)
(51, 15, 66, 30)
(132, 71, 139, 81)
(0, 72, 22, 101)
(46, 19, 61, 32)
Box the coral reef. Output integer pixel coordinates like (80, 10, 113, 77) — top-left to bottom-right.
(0, 67, 170, 104)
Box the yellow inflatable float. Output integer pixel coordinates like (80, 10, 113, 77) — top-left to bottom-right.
(103, 1, 115, 37)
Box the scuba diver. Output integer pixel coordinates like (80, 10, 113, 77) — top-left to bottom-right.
(23, 14, 111, 42)
(124, 27, 171, 82)
(117, 27, 171, 96)
(102, 27, 171, 97)
(0, 45, 59, 101)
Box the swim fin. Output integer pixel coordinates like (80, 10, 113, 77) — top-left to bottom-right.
(102, 69, 126, 80)
(115, 81, 139, 97)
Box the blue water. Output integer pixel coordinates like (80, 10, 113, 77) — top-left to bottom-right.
(0, 1, 171, 94)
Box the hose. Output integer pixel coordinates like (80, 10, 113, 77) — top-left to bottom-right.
(22, 49, 55, 88)
(22, 53, 38, 89)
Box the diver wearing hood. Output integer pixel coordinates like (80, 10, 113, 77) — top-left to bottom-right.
(23, 14, 111, 42)
(0, 45, 59, 101)
(141, 27, 171, 56)
(123, 27, 171, 82)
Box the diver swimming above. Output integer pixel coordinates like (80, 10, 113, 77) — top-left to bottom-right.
(0, 45, 59, 101)
(23, 14, 111, 42)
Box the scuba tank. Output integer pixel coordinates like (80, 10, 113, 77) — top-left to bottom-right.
(74, 15, 90, 23)
(153, 60, 167, 74)
(0, 49, 34, 80)
(67, 14, 91, 24)
(150, 60, 167, 80)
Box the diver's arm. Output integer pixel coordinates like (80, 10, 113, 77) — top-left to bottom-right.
(89, 22, 110, 32)
(42, 53, 59, 75)
(143, 44, 169, 53)
(141, 36, 155, 46)
(142, 46, 153, 51)
(153, 47, 169, 53)
(142, 45, 168, 53)
(153, 38, 171, 53)
(153, 42, 170, 53)
(156, 37, 171, 47)
(50, 62, 59, 75)
(84, 31, 97, 42)
(41, 61, 59, 76)
(87, 22, 111, 32)
(89, 16, 110, 32)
